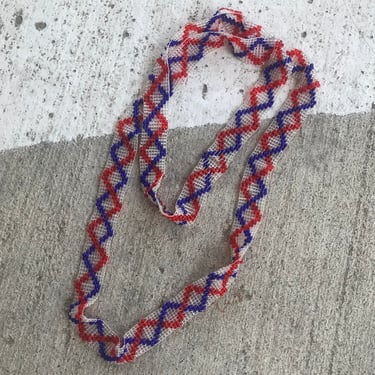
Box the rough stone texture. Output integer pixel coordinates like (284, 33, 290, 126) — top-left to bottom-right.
(0, 112, 374, 374)
(1, 0, 374, 150)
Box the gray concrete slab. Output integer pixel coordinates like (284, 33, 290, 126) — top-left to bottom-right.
(0, 112, 374, 374)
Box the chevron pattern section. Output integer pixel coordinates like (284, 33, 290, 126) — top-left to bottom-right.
(69, 8, 320, 363)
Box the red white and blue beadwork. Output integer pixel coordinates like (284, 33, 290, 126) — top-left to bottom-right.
(69, 8, 320, 363)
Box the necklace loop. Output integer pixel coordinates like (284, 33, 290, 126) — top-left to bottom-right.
(69, 8, 320, 363)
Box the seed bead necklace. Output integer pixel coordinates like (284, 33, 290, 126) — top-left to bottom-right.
(69, 8, 320, 363)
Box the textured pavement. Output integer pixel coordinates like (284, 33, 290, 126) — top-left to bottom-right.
(1, 0, 374, 150)
(0, 112, 374, 374)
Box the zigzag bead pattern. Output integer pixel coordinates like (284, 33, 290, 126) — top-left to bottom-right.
(69, 8, 320, 363)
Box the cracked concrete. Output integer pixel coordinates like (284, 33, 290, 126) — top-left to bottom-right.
(0, 112, 374, 374)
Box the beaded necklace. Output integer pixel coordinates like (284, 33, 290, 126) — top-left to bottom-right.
(69, 8, 320, 363)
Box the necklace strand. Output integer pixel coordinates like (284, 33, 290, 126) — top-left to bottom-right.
(69, 8, 320, 363)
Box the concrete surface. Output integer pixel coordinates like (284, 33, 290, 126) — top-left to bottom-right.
(1, 0, 375, 150)
(0, 112, 374, 374)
